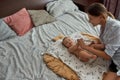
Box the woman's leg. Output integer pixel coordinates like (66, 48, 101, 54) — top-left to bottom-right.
(116, 76, 120, 80)
(102, 71, 117, 80)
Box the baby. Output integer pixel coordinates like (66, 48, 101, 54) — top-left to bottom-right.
(62, 37, 97, 62)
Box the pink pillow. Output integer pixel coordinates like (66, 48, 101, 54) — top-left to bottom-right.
(4, 8, 33, 36)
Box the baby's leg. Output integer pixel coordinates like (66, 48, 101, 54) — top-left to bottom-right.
(102, 71, 117, 80)
(73, 51, 89, 62)
(80, 57, 89, 62)
(78, 50, 97, 62)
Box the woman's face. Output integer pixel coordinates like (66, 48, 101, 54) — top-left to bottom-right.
(88, 14, 102, 26)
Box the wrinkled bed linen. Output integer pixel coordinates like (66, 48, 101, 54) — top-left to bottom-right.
(0, 0, 103, 80)
(0, 19, 16, 41)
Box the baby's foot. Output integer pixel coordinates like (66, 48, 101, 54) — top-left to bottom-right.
(86, 55, 97, 63)
(91, 55, 97, 60)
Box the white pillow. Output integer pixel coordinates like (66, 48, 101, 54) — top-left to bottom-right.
(46, 0, 78, 17)
(0, 19, 16, 41)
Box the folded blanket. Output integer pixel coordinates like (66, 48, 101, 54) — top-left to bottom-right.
(43, 53, 80, 80)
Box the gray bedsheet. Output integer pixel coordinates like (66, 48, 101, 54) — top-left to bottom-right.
(0, 0, 101, 80)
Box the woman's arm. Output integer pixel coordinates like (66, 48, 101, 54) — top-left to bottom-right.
(78, 39, 111, 60)
(84, 46, 110, 60)
(89, 43, 105, 50)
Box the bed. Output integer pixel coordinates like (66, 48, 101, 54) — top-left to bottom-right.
(0, 0, 110, 80)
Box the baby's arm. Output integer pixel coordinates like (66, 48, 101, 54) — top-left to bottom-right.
(68, 45, 78, 53)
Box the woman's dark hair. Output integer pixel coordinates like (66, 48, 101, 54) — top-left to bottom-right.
(86, 3, 114, 18)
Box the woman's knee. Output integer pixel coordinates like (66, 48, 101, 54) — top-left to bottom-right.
(116, 76, 120, 80)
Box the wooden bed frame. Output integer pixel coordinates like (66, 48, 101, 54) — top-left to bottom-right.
(0, 0, 102, 18)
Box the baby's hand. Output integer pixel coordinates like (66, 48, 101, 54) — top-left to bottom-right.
(77, 39, 81, 44)
(77, 46, 83, 50)
(77, 39, 86, 49)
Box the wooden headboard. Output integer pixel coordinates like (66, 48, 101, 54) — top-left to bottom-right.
(0, 0, 53, 18)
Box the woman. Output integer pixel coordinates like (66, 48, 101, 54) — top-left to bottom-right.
(78, 3, 120, 80)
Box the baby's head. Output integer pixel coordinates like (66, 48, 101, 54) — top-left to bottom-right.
(62, 37, 75, 48)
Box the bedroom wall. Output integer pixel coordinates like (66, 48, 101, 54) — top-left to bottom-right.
(104, 0, 120, 20)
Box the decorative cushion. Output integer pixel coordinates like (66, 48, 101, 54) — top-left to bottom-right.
(3, 8, 33, 36)
(28, 10, 55, 27)
(0, 19, 16, 41)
